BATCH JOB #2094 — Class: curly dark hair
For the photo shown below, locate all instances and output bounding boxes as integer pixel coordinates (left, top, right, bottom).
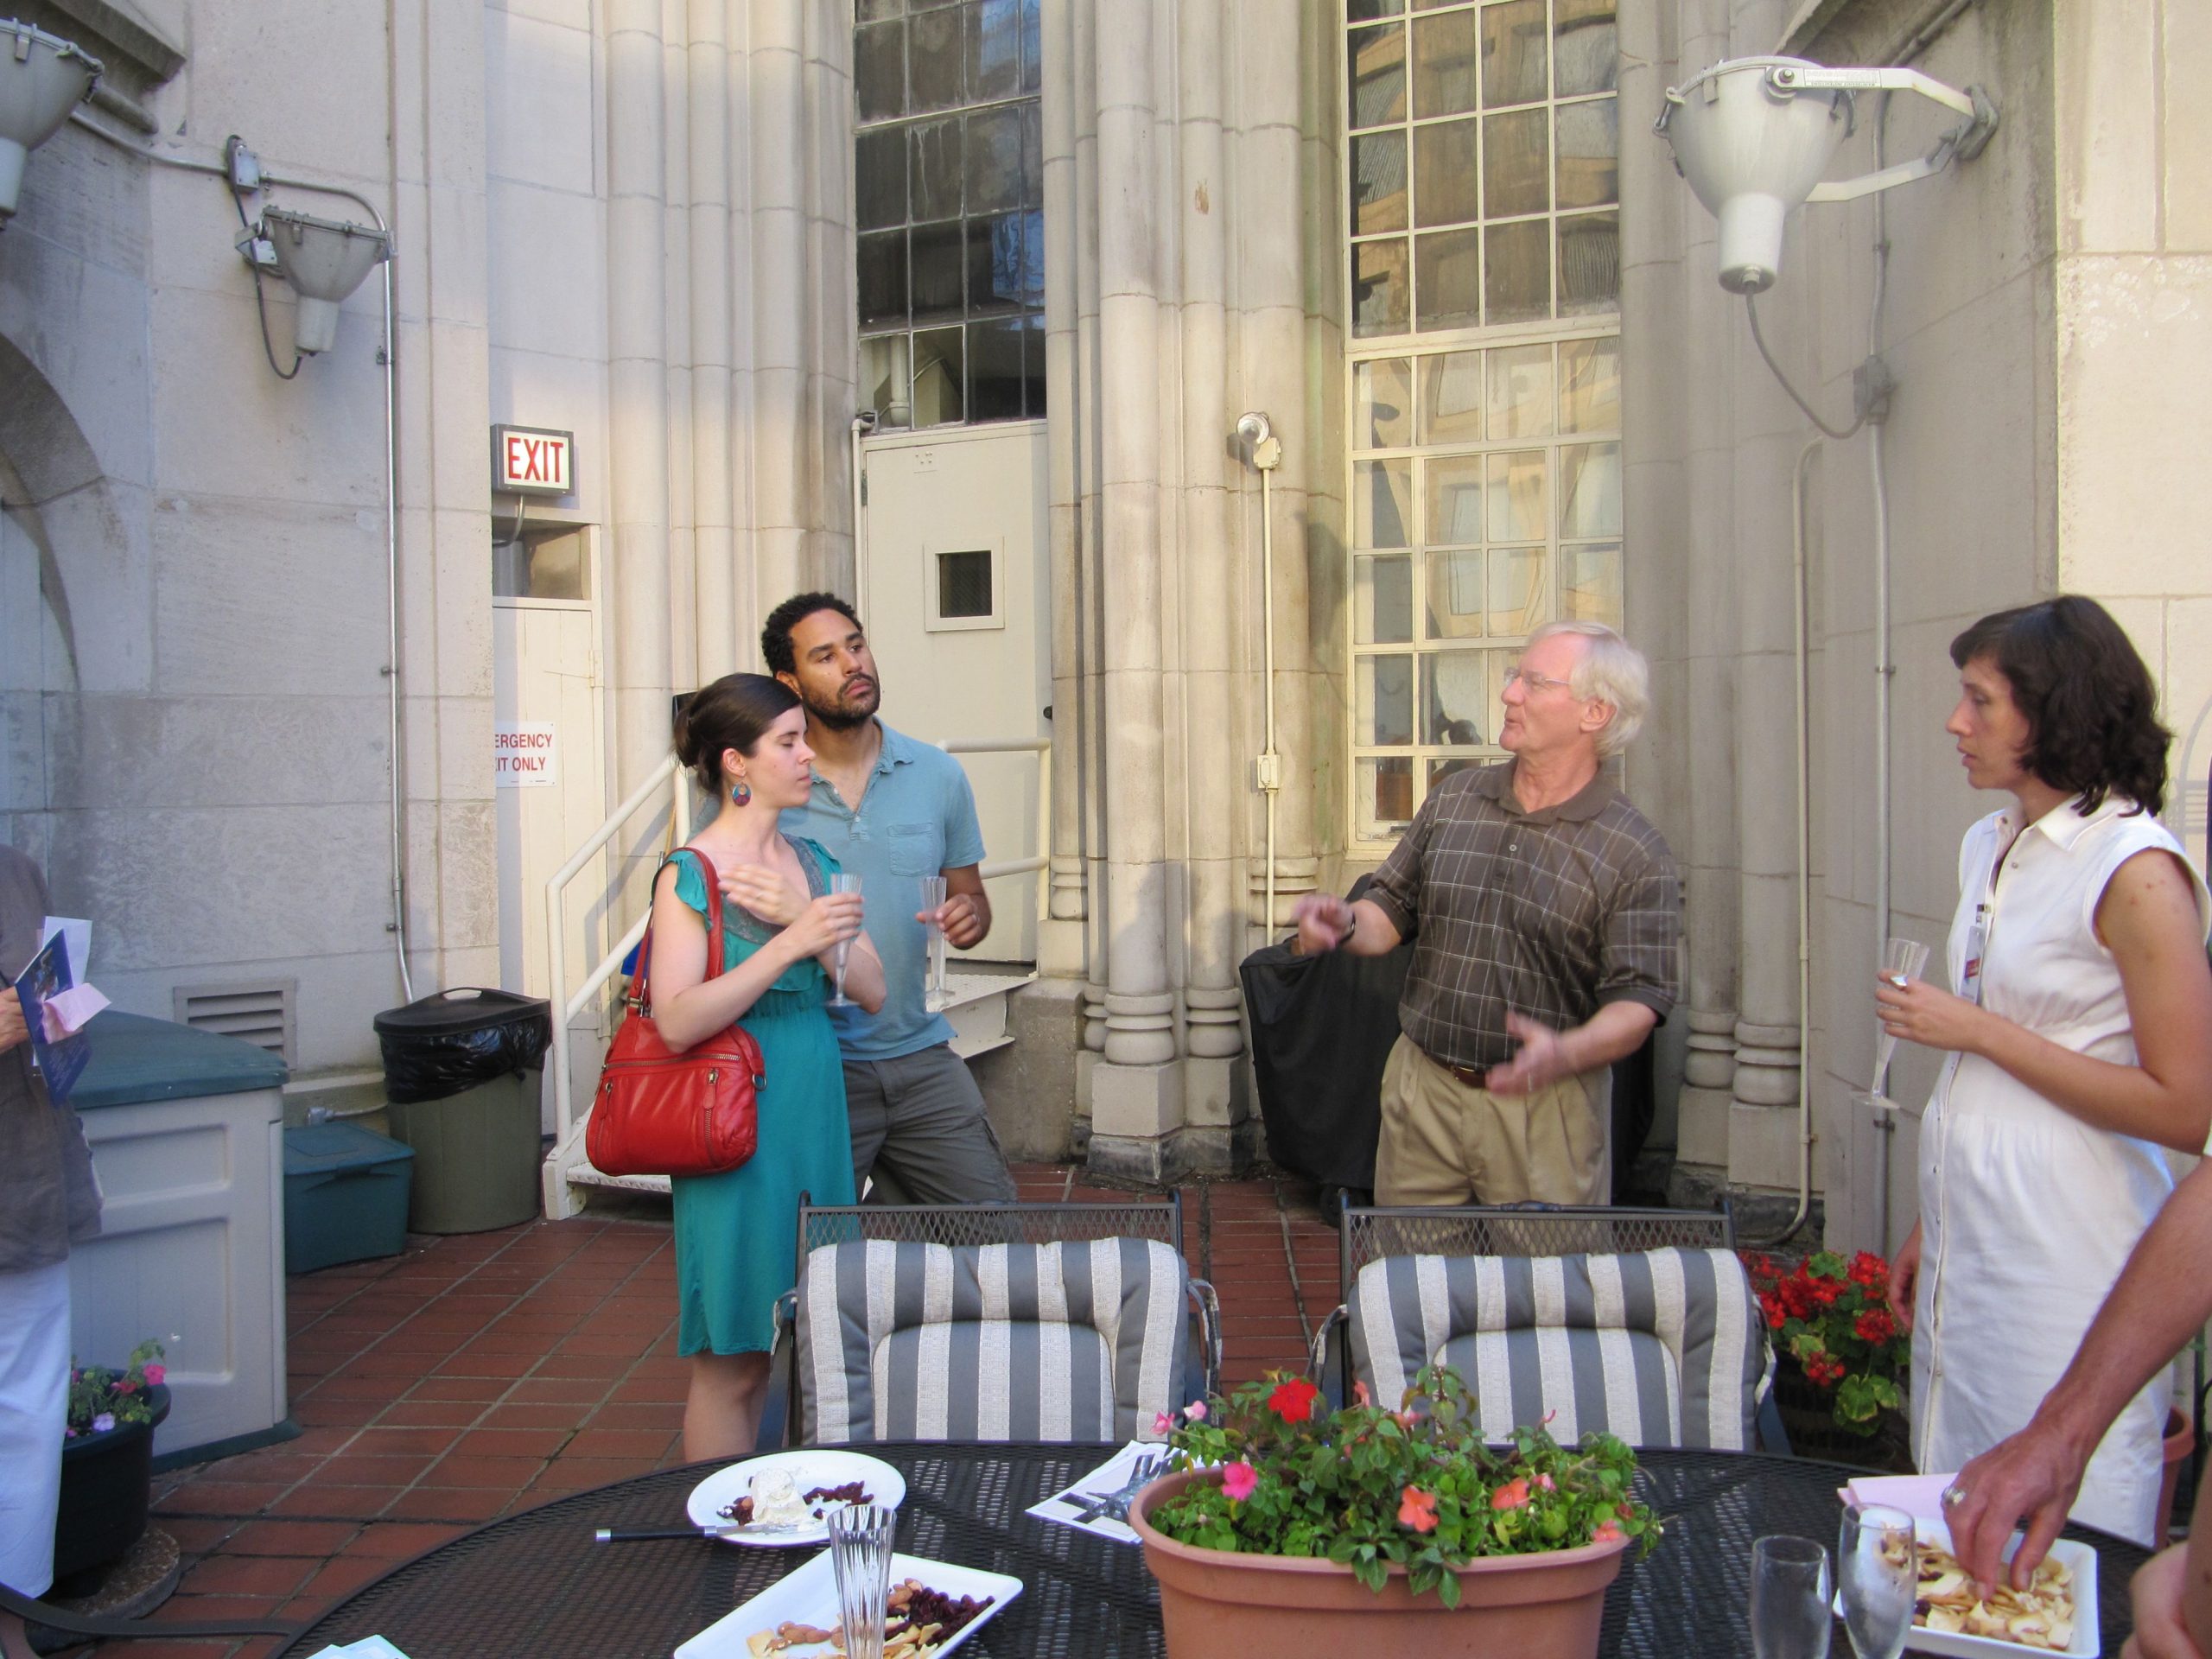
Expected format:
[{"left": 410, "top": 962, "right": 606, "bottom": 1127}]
[
  {"left": 760, "top": 591, "right": 862, "bottom": 678},
  {"left": 1948, "top": 595, "right": 2169, "bottom": 816},
  {"left": 672, "top": 673, "right": 800, "bottom": 796}
]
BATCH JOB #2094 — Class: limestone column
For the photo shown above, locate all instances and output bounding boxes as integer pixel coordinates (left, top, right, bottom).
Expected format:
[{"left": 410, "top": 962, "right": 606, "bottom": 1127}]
[
  {"left": 663, "top": 6, "right": 698, "bottom": 695},
  {"left": 607, "top": 0, "right": 675, "bottom": 842},
  {"left": 1071, "top": 0, "right": 1112, "bottom": 1072},
  {"left": 689, "top": 0, "right": 740, "bottom": 679},
  {"left": 1176, "top": 0, "right": 1250, "bottom": 1159},
  {"left": 1081, "top": 0, "right": 1184, "bottom": 1180}
]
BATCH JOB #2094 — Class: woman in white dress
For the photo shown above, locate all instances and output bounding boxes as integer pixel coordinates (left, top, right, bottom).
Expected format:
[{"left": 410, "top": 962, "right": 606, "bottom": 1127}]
[{"left": 1881, "top": 596, "right": 2212, "bottom": 1547}]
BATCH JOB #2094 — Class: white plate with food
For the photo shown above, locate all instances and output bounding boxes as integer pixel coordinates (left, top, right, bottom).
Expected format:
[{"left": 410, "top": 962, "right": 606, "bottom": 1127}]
[
  {"left": 685, "top": 1451, "right": 906, "bottom": 1548},
  {"left": 674, "top": 1551, "right": 1020, "bottom": 1659},
  {"left": 1839, "top": 1518, "right": 2098, "bottom": 1657}
]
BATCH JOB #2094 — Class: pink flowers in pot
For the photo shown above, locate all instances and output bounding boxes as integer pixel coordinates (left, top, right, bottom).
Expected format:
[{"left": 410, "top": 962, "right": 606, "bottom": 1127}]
[{"left": 65, "top": 1338, "right": 168, "bottom": 1442}]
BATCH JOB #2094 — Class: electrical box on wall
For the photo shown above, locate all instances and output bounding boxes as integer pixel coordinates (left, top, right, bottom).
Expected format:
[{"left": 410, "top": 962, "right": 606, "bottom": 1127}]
[{"left": 492, "top": 425, "right": 575, "bottom": 496}]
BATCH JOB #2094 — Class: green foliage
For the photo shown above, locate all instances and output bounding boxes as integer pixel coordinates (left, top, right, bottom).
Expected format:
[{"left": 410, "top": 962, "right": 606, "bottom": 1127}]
[
  {"left": 1744, "top": 1249, "right": 1909, "bottom": 1438},
  {"left": 1146, "top": 1367, "right": 1658, "bottom": 1607}
]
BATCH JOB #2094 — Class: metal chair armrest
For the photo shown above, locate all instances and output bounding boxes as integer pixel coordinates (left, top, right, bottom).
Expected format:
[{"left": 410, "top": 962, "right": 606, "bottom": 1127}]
[
  {"left": 769, "top": 1287, "right": 800, "bottom": 1448},
  {"left": 1187, "top": 1276, "right": 1223, "bottom": 1402}
]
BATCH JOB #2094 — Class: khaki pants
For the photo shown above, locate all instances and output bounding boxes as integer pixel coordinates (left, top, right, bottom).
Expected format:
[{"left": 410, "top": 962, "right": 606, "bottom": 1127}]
[{"left": 1375, "top": 1034, "right": 1611, "bottom": 1206}]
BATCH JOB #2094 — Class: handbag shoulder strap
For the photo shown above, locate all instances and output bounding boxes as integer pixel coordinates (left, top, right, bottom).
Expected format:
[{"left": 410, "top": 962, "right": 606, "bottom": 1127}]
[{"left": 629, "top": 846, "right": 728, "bottom": 1014}]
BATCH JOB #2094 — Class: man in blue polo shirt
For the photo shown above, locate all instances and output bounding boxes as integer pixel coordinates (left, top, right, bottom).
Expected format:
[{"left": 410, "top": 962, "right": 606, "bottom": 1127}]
[{"left": 766, "top": 591, "right": 1018, "bottom": 1204}]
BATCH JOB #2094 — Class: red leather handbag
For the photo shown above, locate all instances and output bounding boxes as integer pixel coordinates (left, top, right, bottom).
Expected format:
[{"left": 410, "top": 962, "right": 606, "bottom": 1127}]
[{"left": 585, "top": 848, "right": 765, "bottom": 1179}]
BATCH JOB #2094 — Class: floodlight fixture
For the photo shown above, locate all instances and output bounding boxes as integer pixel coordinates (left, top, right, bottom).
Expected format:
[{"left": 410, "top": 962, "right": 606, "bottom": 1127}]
[
  {"left": 1655, "top": 56, "right": 1998, "bottom": 294},
  {"left": 0, "top": 17, "right": 101, "bottom": 225},
  {"left": 260, "top": 203, "right": 391, "bottom": 353}
]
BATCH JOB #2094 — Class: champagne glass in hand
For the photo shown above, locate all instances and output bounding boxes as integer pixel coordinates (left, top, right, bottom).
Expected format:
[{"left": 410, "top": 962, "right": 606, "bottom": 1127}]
[
  {"left": 1838, "top": 1506, "right": 1916, "bottom": 1659},
  {"left": 1750, "top": 1535, "right": 1834, "bottom": 1659},
  {"left": 825, "top": 873, "right": 863, "bottom": 1009},
  {"left": 1871, "top": 936, "right": 1931, "bottom": 1097},
  {"left": 918, "top": 876, "right": 950, "bottom": 1014}
]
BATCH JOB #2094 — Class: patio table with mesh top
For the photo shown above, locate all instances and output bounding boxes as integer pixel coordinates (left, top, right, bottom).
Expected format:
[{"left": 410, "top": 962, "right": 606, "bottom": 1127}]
[{"left": 270, "top": 1443, "right": 2154, "bottom": 1657}]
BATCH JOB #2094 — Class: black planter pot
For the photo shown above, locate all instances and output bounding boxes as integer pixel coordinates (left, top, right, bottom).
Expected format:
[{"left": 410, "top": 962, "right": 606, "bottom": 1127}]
[
  {"left": 53, "top": 1382, "right": 171, "bottom": 1586},
  {"left": 1773, "top": 1364, "right": 1911, "bottom": 1471}
]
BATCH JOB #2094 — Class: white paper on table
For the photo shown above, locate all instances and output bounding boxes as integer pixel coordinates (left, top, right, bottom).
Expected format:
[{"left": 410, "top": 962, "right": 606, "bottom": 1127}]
[
  {"left": 1024, "top": 1439, "right": 1165, "bottom": 1545},
  {"left": 41, "top": 918, "right": 89, "bottom": 979},
  {"left": 304, "top": 1640, "right": 414, "bottom": 1659},
  {"left": 1836, "top": 1471, "right": 1956, "bottom": 1528}
]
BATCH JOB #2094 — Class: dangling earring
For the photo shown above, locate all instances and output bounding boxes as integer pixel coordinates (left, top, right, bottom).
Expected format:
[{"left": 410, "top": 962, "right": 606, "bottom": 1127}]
[{"left": 731, "top": 777, "right": 752, "bottom": 806}]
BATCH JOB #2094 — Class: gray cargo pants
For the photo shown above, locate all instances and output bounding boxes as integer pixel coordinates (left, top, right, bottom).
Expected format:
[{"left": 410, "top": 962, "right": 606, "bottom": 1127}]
[{"left": 842, "top": 1044, "right": 1017, "bottom": 1205}]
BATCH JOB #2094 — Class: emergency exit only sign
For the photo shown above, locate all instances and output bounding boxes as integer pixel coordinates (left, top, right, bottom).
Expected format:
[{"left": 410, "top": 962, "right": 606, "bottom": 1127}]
[
  {"left": 492, "top": 425, "right": 574, "bottom": 496},
  {"left": 495, "top": 724, "right": 557, "bottom": 788}
]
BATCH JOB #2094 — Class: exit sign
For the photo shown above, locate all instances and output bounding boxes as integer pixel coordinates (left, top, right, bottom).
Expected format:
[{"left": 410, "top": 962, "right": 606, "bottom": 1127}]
[{"left": 492, "top": 425, "right": 575, "bottom": 496}]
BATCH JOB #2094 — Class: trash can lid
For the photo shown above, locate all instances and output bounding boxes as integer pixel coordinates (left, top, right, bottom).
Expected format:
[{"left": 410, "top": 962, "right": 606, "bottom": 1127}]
[
  {"left": 372, "top": 986, "right": 551, "bottom": 1037},
  {"left": 284, "top": 1121, "right": 415, "bottom": 1173}
]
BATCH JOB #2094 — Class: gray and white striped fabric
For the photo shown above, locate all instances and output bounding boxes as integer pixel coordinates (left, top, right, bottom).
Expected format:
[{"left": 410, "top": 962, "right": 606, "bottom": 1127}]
[
  {"left": 795, "top": 1236, "right": 1192, "bottom": 1444},
  {"left": 1345, "top": 1247, "right": 1766, "bottom": 1450}
]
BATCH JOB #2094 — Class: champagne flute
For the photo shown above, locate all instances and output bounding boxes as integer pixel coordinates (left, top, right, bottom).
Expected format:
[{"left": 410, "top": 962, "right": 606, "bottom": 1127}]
[
  {"left": 1838, "top": 1506, "right": 1916, "bottom": 1659},
  {"left": 918, "top": 875, "right": 950, "bottom": 1014},
  {"left": 825, "top": 873, "right": 863, "bottom": 1008},
  {"left": 1871, "top": 936, "right": 1931, "bottom": 1097},
  {"left": 1751, "top": 1535, "right": 1834, "bottom": 1659}
]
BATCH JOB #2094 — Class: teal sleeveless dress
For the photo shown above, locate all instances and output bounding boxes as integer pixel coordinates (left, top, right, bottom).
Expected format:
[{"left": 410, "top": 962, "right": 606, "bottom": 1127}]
[{"left": 667, "top": 841, "right": 856, "bottom": 1356}]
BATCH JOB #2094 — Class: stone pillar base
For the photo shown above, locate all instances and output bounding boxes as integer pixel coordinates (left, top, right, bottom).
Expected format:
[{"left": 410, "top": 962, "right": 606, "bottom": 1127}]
[
  {"left": 1087, "top": 1128, "right": 1186, "bottom": 1186},
  {"left": 1182, "top": 1054, "right": 1249, "bottom": 1132},
  {"left": 1675, "top": 1084, "right": 1733, "bottom": 1168},
  {"left": 1728, "top": 1099, "right": 1802, "bottom": 1192},
  {"left": 1090, "top": 1058, "right": 1184, "bottom": 1141}
]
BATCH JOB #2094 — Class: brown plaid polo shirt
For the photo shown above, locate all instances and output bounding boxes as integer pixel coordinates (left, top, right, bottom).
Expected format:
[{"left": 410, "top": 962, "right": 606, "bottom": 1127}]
[{"left": 1363, "top": 761, "right": 1681, "bottom": 1075}]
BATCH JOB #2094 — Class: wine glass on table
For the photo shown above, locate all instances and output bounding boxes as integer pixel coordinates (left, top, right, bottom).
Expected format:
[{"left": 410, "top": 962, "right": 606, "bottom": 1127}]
[
  {"left": 1751, "top": 1535, "right": 1834, "bottom": 1659},
  {"left": 825, "top": 873, "right": 864, "bottom": 1008},
  {"left": 1838, "top": 1505, "right": 1916, "bottom": 1659}
]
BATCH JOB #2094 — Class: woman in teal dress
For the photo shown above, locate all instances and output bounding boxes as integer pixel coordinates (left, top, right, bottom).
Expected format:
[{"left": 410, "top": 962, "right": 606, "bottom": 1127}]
[{"left": 645, "top": 673, "right": 884, "bottom": 1458}]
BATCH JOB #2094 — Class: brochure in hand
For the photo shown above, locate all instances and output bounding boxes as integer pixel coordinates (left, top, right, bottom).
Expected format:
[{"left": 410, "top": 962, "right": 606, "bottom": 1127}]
[{"left": 14, "top": 928, "right": 90, "bottom": 1105}]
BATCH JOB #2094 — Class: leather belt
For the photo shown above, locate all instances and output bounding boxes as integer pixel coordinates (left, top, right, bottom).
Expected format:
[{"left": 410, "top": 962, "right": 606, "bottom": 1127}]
[{"left": 1418, "top": 1042, "right": 1489, "bottom": 1090}]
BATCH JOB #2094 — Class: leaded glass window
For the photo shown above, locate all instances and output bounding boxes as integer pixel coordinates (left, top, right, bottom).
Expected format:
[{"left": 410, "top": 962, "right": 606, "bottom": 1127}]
[{"left": 855, "top": 0, "right": 1046, "bottom": 426}]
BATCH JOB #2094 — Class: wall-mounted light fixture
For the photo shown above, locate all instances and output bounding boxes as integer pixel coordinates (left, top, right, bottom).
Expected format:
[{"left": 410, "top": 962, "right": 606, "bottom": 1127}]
[
  {"left": 1655, "top": 56, "right": 1997, "bottom": 294},
  {"left": 259, "top": 204, "right": 391, "bottom": 354},
  {"left": 0, "top": 17, "right": 102, "bottom": 225}
]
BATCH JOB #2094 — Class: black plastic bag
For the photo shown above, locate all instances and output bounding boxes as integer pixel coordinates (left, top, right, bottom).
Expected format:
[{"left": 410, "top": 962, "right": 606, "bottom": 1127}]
[
  {"left": 373, "top": 988, "right": 553, "bottom": 1105},
  {"left": 1238, "top": 896, "right": 1411, "bottom": 1192}
]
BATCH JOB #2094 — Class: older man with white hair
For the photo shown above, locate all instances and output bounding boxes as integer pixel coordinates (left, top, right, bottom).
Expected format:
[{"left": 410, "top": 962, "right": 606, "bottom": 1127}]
[{"left": 1294, "top": 620, "right": 1680, "bottom": 1206}]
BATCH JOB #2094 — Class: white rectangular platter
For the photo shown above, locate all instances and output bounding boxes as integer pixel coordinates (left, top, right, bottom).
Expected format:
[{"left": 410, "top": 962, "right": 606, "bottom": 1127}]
[{"left": 676, "top": 1551, "right": 1022, "bottom": 1659}]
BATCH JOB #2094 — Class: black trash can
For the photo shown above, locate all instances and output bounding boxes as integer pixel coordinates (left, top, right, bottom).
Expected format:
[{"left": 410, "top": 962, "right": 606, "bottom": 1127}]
[{"left": 372, "top": 988, "right": 552, "bottom": 1233}]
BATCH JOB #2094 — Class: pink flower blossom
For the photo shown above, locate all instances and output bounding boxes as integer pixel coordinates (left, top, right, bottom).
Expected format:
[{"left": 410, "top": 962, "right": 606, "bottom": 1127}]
[
  {"left": 1184, "top": 1401, "right": 1206, "bottom": 1422},
  {"left": 1221, "top": 1460, "right": 1259, "bottom": 1502},
  {"left": 1592, "top": 1521, "right": 1625, "bottom": 1544},
  {"left": 1491, "top": 1477, "right": 1531, "bottom": 1511},
  {"left": 1153, "top": 1411, "right": 1175, "bottom": 1437},
  {"left": 1397, "top": 1486, "right": 1439, "bottom": 1534},
  {"left": 1535, "top": 1472, "right": 1555, "bottom": 1491},
  {"left": 143, "top": 1363, "right": 166, "bottom": 1387}
]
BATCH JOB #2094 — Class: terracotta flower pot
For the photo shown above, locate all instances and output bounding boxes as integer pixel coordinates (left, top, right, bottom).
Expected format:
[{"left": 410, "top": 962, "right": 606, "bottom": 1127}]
[{"left": 1128, "top": 1467, "right": 1633, "bottom": 1659}]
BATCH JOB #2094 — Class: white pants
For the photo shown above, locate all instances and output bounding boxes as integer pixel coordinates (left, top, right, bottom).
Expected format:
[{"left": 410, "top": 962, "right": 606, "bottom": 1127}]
[{"left": 0, "top": 1261, "right": 70, "bottom": 1598}]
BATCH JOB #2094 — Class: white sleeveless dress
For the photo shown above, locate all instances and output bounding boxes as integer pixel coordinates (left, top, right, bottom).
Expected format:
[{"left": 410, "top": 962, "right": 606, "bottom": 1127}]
[{"left": 1911, "top": 794, "right": 2209, "bottom": 1546}]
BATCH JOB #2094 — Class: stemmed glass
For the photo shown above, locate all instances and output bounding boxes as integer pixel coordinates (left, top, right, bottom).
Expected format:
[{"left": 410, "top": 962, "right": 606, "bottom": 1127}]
[
  {"left": 825, "top": 873, "right": 863, "bottom": 1009},
  {"left": 919, "top": 875, "right": 951, "bottom": 1014},
  {"left": 1870, "top": 937, "right": 1931, "bottom": 1099},
  {"left": 1838, "top": 1505, "right": 1917, "bottom": 1659},
  {"left": 1750, "top": 1534, "right": 1834, "bottom": 1659}
]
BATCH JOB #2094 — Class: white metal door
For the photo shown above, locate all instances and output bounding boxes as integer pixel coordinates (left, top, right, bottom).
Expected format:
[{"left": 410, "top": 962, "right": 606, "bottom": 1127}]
[
  {"left": 493, "top": 546, "right": 607, "bottom": 1127},
  {"left": 860, "top": 423, "right": 1050, "bottom": 963}
]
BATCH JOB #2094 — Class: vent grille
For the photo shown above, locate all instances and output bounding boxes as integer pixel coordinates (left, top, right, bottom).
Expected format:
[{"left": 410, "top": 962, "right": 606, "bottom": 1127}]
[{"left": 174, "top": 979, "right": 297, "bottom": 1064}]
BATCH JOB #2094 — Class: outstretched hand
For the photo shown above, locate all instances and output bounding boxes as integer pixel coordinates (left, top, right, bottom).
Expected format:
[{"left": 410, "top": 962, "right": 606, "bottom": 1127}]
[{"left": 1945, "top": 1425, "right": 2087, "bottom": 1596}]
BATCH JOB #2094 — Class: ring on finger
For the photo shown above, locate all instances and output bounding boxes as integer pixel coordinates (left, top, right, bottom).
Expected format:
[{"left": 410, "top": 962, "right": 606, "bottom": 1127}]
[{"left": 1941, "top": 1484, "right": 1968, "bottom": 1508}]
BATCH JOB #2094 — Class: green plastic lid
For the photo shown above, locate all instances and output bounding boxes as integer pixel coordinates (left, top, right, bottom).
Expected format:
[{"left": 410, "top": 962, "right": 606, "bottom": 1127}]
[
  {"left": 284, "top": 1121, "right": 414, "bottom": 1174},
  {"left": 73, "top": 1010, "right": 290, "bottom": 1110}
]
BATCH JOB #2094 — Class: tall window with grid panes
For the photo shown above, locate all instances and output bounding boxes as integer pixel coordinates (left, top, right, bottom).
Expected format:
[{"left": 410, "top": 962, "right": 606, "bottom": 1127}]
[
  {"left": 1344, "top": 0, "right": 1621, "bottom": 845},
  {"left": 855, "top": 0, "right": 1046, "bottom": 426}
]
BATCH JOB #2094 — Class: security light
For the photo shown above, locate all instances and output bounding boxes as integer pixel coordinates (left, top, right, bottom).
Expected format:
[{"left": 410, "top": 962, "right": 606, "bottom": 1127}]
[
  {"left": 260, "top": 204, "right": 391, "bottom": 353},
  {"left": 1656, "top": 56, "right": 1997, "bottom": 294},
  {"left": 0, "top": 17, "right": 101, "bottom": 225}
]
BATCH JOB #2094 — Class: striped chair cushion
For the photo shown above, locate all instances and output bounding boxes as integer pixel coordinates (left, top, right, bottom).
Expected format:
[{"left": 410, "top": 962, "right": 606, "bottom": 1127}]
[
  {"left": 796, "top": 1237, "right": 1191, "bottom": 1444},
  {"left": 1346, "top": 1247, "right": 1766, "bottom": 1450}
]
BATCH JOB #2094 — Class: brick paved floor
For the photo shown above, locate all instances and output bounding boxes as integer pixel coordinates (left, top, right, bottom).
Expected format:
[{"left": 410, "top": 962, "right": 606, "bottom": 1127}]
[{"left": 67, "top": 1163, "right": 1339, "bottom": 1658}]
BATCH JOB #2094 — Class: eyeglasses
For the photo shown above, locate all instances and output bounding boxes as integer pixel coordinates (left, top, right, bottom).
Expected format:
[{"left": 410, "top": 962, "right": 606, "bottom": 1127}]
[{"left": 1503, "top": 666, "right": 1578, "bottom": 696}]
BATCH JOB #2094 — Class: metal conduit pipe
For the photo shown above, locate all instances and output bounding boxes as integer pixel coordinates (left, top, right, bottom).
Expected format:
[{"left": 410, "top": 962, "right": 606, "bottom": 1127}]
[
  {"left": 66, "top": 113, "right": 413, "bottom": 1002},
  {"left": 1237, "top": 415, "right": 1284, "bottom": 931}
]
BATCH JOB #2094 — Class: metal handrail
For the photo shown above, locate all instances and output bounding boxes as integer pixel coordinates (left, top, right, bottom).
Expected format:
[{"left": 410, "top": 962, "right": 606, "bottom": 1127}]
[{"left": 542, "top": 734, "right": 1052, "bottom": 1211}]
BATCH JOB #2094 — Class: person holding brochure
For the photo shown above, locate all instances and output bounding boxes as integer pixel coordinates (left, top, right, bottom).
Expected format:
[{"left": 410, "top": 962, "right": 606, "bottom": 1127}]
[{"left": 0, "top": 848, "right": 103, "bottom": 1659}]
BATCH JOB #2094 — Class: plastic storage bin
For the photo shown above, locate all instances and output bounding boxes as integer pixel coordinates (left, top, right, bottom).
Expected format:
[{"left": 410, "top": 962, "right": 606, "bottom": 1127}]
[
  {"left": 372, "top": 988, "right": 552, "bottom": 1234},
  {"left": 283, "top": 1122, "right": 414, "bottom": 1273}
]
